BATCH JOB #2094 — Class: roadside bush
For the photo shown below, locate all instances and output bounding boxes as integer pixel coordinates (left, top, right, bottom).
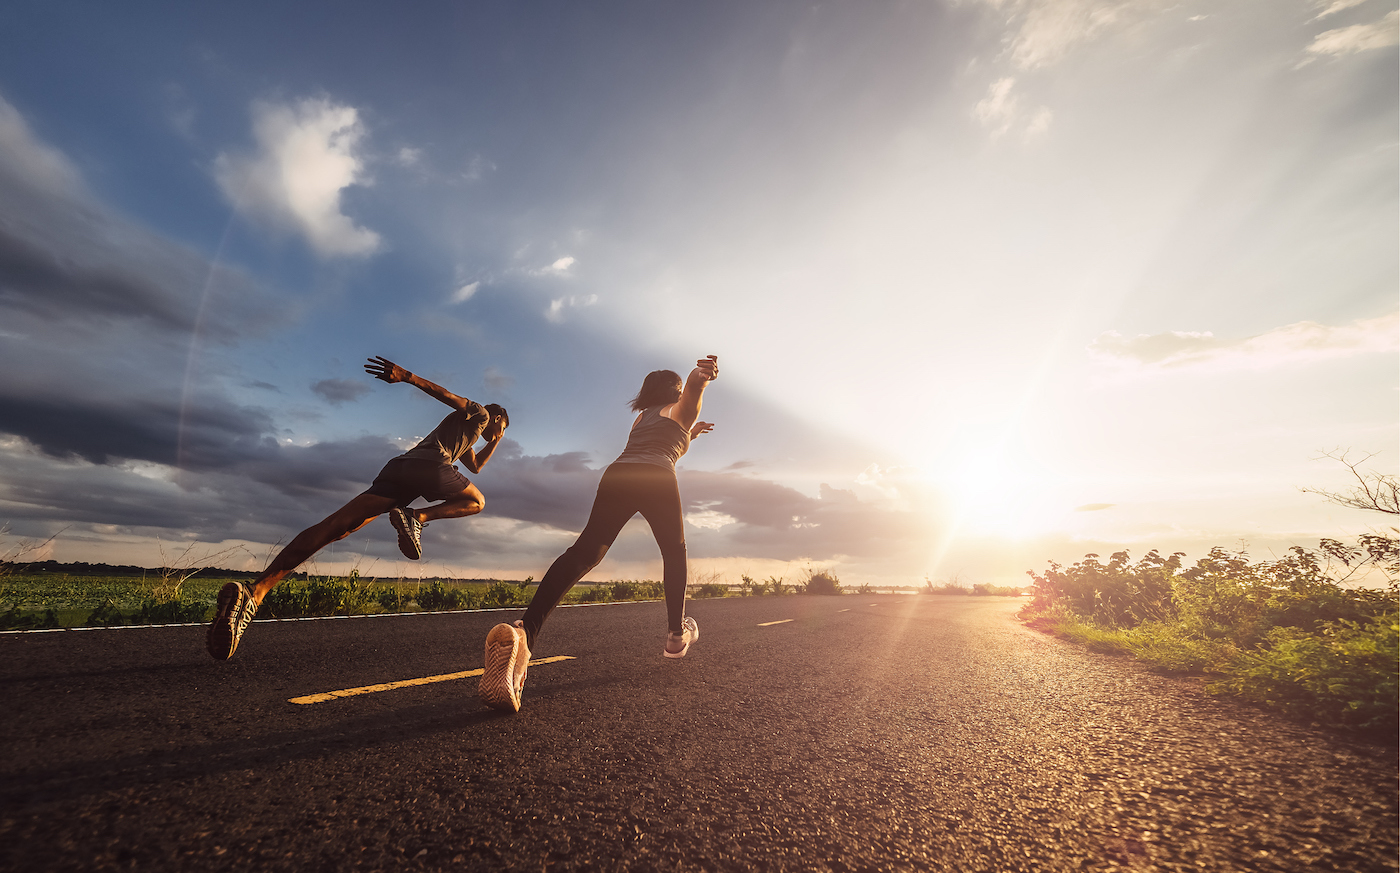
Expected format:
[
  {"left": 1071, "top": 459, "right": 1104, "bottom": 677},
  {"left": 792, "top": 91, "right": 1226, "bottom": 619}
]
[
  {"left": 1211, "top": 611, "right": 1398, "bottom": 732},
  {"left": 804, "top": 571, "right": 842, "bottom": 596},
  {"left": 85, "top": 599, "right": 127, "bottom": 627},
  {"left": 695, "top": 582, "right": 727, "bottom": 598},
  {"left": 1023, "top": 536, "right": 1398, "bottom": 733},
  {"left": 0, "top": 606, "right": 59, "bottom": 630},
  {"left": 377, "top": 584, "right": 410, "bottom": 613},
  {"left": 1028, "top": 549, "right": 1180, "bottom": 627},
  {"left": 261, "top": 572, "right": 375, "bottom": 618},
  {"left": 136, "top": 596, "right": 208, "bottom": 625}
]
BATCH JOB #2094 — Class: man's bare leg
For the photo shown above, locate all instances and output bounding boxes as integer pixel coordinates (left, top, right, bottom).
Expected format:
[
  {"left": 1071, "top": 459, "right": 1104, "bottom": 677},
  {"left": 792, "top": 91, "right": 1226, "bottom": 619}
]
[{"left": 249, "top": 492, "right": 401, "bottom": 602}]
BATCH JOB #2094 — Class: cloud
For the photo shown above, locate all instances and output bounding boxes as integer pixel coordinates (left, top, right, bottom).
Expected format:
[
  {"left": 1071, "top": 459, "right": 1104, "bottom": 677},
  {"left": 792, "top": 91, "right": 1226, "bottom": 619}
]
[
  {"left": 483, "top": 366, "right": 514, "bottom": 392},
  {"left": 450, "top": 281, "right": 480, "bottom": 304},
  {"left": 214, "top": 97, "right": 381, "bottom": 257},
  {"left": 529, "top": 256, "right": 577, "bottom": 277},
  {"left": 1089, "top": 313, "right": 1399, "bottom": 371},
  {"left": 1075, "top": 503, "right": 1115, "bottom": 512},
  {"left": 1312, "top": 0, "right": 1372, "bottom": 20},
  {"left": 545, "top": 293, "right": 598, "bottom": 323},
  {"left": 972, "top": 0, "right": 1173, "bottom": 71},
  {"left": 311, "top": 378, "right": 371, "bottom": 405},
  {"left": 0, "top": 94, "right": 273, "bottom": 340},
  {"left": 1303, "top": 9, "right": 1399, "bottom": 59},
  {"left": 973, "top": 77, "right": 1052, "bottom": 140}
]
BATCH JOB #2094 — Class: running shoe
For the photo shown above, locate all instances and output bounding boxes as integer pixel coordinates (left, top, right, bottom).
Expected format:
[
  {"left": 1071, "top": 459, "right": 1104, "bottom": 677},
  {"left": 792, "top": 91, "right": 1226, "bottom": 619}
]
[
  {"left": 390, "top": 506, "right": 423, "bottom": 560},
  {"left": 663, "top": 615, "right": 700, "bottom": 659},
  {"left": 206, "top": 581, "right": 258, "bottom": 660},
  {"left": 479, "top": 621, "right": 530, "bottom": 712}
]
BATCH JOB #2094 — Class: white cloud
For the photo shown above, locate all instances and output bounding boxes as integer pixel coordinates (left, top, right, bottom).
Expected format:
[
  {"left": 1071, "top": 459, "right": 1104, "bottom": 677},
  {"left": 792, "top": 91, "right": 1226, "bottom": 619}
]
[
  {"left": 686, "top": 502, "right": 738, "bottom": 530},
  {"left": 1089, "top": 313, "right": 1400, "bottom": 371},
  {"left": 1312, "top": 0, "right": 1370, "bottom": 21},
  {"left": 528, "top": 255, "right": 578, "bottom": 277},
  {"left": 1303, "top": 9, "right": 1399, "bottom": 58},
  {"left": 974, "top": 77, "right": 1052, "bottom": 140},
  {"left": 450, "top": 281, "right": 480, "bottom": 304},
  {"left": 970, "top": 0, "right": 1173, "bottom": 71},
  {"left": 545, "top": 294, "right": 598, "bottom": 323},
  {"left": 394, "top": 146, "right": 422, "bottom": 167},
  {"left": 215, "top": 97, "right": 381, "bottom": 257},
  {"left": 974, "top": 77, "right": 1019, "bottom": 137}
]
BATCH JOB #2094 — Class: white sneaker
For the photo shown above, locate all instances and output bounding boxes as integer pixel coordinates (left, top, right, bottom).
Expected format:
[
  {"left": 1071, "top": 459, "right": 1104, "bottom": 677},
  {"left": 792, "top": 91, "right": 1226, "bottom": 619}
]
[
  {"left": 479, "top": 621, "right": 530, "bottom": 711},
  {"left": 663, "top": 616, "right": 699, "bottom": 659}
]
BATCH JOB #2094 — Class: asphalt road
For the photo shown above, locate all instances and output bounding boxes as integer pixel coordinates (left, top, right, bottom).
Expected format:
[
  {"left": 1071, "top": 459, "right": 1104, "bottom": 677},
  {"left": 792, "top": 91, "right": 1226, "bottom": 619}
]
[{"left": 1, "top": 595, "right": 1395, "bottom": 872}]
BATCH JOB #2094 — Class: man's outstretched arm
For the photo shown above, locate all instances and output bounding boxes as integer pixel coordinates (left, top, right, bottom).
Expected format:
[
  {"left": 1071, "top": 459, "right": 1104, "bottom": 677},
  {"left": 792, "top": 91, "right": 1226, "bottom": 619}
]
[{"left": 364, "top": 356, "right": 474, "bottom": 411}]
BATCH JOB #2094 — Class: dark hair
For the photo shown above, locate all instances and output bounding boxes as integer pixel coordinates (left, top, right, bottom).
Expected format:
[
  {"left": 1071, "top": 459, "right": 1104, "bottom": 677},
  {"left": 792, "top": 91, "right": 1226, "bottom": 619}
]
[
  {"left": 484, "top": 403, "right": 509, "bottom": 428},
  {"left": 629, "top": 370, "right": 682, "bottom": 412}
]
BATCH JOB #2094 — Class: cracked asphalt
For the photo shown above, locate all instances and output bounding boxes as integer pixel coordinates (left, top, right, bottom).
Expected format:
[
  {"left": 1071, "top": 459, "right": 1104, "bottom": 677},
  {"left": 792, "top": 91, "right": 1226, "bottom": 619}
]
[{"left": 1, "top": 595, "right": 1395, "bottom": 871}]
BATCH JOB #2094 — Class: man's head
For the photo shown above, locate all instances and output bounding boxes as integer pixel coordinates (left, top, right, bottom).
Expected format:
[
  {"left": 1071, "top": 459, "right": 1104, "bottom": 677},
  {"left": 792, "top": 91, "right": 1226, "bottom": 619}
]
[{"left": 484, "top": 403, "right": 509, "bottom": 438}]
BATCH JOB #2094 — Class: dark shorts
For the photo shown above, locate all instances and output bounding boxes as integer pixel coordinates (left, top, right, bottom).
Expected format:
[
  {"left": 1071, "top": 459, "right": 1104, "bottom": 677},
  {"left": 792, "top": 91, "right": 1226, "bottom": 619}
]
[{"left": 365, "top": 458, "right": 471, "bottom": 504}]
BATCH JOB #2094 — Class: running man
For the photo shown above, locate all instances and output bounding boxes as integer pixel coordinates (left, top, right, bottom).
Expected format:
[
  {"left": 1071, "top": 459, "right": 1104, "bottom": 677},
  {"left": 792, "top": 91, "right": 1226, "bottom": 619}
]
[
  {"left": 478, "top": 354, "right": 718, "bottom": 712},
  {"left": 206, "top": 356, "right": 509, "bottom": 660}
]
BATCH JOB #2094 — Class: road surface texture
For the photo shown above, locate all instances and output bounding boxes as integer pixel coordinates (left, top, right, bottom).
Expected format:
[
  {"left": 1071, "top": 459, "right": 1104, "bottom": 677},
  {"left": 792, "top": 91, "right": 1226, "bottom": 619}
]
[{"left": 1, "top": 595, "right": 1395, "bottom": 872}]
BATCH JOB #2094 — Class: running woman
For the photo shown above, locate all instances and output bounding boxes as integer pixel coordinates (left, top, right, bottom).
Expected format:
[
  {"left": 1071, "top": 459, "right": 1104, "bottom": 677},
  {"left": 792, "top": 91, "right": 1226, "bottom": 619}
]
[
  {"left": 478, "top": 354, "right": 718, "bottom": 711},
  {"left": 206, "top": 356, "right": 509, "bottom": 660}
]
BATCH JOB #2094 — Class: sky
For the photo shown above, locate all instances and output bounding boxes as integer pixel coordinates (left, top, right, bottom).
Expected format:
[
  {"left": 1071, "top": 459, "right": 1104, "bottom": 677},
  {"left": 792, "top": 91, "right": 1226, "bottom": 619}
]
[{"left": 0, "top": 0, "right": 1395, "bottom": 588}]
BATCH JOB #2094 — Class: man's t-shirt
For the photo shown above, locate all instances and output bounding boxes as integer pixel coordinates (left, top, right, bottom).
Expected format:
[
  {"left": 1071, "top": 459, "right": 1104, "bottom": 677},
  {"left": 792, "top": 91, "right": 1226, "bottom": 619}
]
[{"left": 397, "top": 402, "right": 490, "bottom": 466}]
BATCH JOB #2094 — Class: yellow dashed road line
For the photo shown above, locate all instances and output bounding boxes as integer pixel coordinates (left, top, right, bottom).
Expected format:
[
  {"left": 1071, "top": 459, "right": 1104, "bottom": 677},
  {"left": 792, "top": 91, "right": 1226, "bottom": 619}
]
[
  {"left": 757, "top": 619, "right": 794, "bottom": 627},
  {"left": 288, "top": 655, "right": 576, "bottom": 705}
]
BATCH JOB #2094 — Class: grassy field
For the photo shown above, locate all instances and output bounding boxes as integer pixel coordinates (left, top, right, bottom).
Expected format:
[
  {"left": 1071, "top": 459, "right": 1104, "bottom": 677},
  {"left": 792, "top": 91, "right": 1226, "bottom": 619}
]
[{"left": 0, "top": 566, "right": 1015, "bottom": 631}]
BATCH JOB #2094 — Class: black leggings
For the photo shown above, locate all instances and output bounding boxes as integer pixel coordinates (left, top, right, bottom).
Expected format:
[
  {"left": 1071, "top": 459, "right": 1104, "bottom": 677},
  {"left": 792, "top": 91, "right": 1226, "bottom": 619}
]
[{"left": 521, "top": 462, "right": 687, "bottom": 648}]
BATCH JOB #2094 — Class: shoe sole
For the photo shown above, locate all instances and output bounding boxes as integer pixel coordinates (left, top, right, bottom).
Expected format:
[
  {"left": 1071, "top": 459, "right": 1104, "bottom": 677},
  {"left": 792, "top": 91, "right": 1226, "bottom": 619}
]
[
  {"left": 390, "top": 508, "right": 422, "bottom": 560},
  {"left": 479, "top": 623, "right": 523, "bottom": 712},
  {"left": 206, "top": 582, "right": 250, "bottom": 660}
]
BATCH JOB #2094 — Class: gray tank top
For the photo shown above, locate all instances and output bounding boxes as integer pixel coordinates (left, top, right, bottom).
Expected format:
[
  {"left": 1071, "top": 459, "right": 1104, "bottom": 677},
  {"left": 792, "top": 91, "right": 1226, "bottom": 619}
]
[{"left": 612, "top": 405, "right": 690, "bottom": 470}]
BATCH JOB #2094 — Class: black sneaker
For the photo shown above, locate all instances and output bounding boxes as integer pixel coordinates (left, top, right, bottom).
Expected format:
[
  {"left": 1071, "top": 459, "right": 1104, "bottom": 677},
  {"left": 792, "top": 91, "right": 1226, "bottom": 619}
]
[
  {"left": 206, "top": 582, "right": 257, "bottom": 660},
  {"left": 390, "top": 506, "right": 423, "bottom": 560}
]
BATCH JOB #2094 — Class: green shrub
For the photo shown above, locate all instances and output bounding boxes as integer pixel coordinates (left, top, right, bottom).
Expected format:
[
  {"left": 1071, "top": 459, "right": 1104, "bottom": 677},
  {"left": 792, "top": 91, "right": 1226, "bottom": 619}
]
[
  {"left": 1023, "top": 536, "right": 1398, "bottom": 733},
  {"left": 695, "top": 582, "right": 727, "bottom": 598},
  {"left": 136, "top": 596, "right": 208, "bottom": 624},
  {"left": 804, "top": 571, "right": 842, "bottom": 596},
  {"left": 0, "top": 606, "right": 59, "bottom": 630},
  {"left": 1211, "top": 611, "right": 1398, "bottom": 733},
  {"left": 84, "top": 599, "right": 127, "bottom": 627},
  {"left": 261, "top": 571, "right": 374, "bottom": 618}
]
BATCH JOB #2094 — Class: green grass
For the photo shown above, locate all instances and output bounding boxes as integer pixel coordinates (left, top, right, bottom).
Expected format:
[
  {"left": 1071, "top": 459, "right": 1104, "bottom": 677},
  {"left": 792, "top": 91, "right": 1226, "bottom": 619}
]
[
  {"left": 0, "top": 572, "right": 736, "bottom": 628},
  {"left": 1021, "top": 537, "right": 1399, "bottom": 735}
]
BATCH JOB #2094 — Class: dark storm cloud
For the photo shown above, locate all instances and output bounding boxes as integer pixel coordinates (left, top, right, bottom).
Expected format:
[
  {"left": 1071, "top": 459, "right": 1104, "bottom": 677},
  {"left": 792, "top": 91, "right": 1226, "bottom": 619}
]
[
  {"left": 0, "top": 136, "right": 276, "bottom": 342},
  {"left": 0, "top": 393, "right": 275, "bottom": 468}
]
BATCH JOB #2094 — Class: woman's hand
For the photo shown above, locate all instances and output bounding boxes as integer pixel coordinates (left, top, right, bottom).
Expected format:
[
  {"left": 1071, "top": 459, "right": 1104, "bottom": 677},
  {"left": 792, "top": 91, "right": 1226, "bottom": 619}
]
[
  {"left": 695, "top": 355, "right": 718, "bottom": 381},
  {"left": 364, "top": 356, "right": 408, "bottom": 384},
  {"left": 690, "top": 421, "right": 714, "bottom": 439}
]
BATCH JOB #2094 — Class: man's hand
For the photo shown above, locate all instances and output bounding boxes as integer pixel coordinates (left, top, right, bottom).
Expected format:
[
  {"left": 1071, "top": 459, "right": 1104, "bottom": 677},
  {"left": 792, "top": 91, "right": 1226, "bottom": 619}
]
[
  {"left": 690, "top": 421, "right": 714, "bottom": 439},
  {"left": 365, "top": 356, "right": 407, "bottom": 384},
  {"left": 696, "top": 355, "right": 718, "bottom": 381}
]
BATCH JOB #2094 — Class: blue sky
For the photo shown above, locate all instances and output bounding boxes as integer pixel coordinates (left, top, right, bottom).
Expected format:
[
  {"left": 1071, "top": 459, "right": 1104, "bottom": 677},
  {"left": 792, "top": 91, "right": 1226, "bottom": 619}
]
[{"left": 0, "top": 0, "right": 1395, "bottom": 587}]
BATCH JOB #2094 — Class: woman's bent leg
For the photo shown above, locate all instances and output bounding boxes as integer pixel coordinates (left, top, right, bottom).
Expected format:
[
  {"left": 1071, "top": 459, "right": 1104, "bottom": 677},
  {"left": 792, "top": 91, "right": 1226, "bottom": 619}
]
[{"left": 521, "top": 466, "right": 638, "bottom": 648}]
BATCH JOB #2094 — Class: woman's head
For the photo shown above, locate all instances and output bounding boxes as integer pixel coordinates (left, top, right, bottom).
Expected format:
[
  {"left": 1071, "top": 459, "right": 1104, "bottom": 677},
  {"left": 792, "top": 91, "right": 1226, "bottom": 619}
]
[{"left": 629, "top": 370, "right": 682, "bottom": 412}]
